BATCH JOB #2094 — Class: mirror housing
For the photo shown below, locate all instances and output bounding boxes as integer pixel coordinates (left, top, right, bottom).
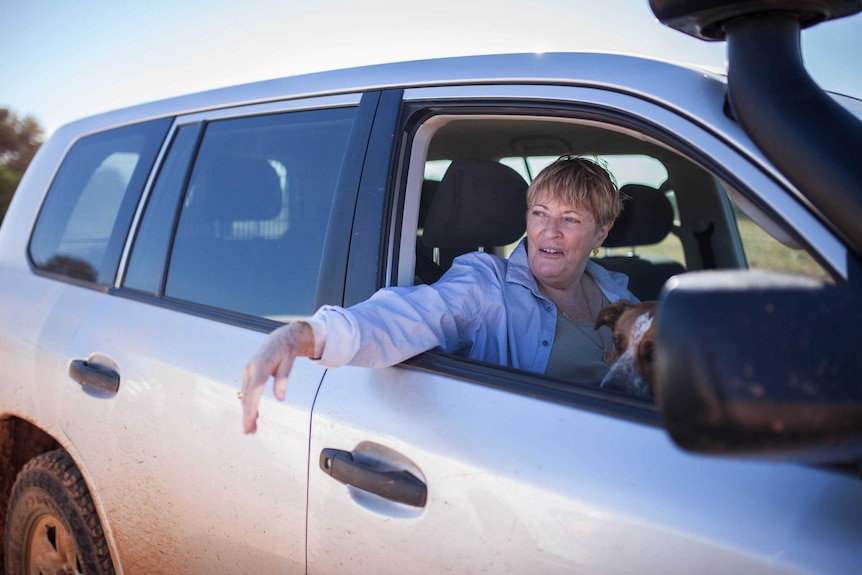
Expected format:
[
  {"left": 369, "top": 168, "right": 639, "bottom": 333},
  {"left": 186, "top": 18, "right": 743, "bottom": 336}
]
[{"left": 656, "top": 271, "right": 862, "bottom": 462}]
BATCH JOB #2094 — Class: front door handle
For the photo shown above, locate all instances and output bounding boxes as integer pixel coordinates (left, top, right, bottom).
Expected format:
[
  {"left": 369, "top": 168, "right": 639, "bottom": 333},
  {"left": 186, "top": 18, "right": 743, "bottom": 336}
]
[
  {"left": 320, "top": 448, "right": 427, "bottom": 508},
  {"left": 69, "top": 360, "right": 120, "bottom": 395}
]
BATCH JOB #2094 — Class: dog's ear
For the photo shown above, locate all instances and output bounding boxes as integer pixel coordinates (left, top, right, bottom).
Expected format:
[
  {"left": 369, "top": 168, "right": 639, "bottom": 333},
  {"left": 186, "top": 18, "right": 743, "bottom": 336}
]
[
  {"left": 641, "top": 300, "right": 658, "bottom": 318},
  {"left": 595, "top": 299, "right": 635, "bottom": 330}
]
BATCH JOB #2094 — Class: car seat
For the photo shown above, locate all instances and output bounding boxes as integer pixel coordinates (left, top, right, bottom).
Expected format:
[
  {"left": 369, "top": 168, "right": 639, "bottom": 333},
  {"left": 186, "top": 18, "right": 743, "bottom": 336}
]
[
  {"left": 596, "top": 183, "right": 685, "bottom": 301},
  {"left": 417, "top": 158, "right": 529, "bottom": 283}
]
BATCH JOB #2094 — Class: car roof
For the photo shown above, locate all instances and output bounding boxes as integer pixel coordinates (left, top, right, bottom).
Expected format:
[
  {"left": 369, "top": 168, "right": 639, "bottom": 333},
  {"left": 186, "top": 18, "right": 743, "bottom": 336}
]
[{"left": 54, "top": 52, "right": 732, "bottom": 137}]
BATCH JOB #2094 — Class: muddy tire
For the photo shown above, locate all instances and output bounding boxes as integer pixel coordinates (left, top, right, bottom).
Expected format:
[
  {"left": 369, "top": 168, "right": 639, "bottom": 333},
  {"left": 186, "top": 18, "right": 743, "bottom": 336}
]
[{"left": 5, "top": 449, "right": 115, "bottom": 575}]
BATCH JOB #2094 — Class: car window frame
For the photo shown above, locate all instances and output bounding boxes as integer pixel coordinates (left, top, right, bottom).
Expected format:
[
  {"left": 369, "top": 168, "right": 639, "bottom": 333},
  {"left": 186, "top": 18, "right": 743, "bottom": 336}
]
[
  {"left": 358, "top": 83, "right": 850, "bottom": 419},
  {"left": 397, "top": 84, "right": 848, "bottom": 277},
  {"left": 112, "top": 92, "right": 375, "bottom": 332},
  {"left": 26, "top": 117, "right": 173, "bottom": 289}
]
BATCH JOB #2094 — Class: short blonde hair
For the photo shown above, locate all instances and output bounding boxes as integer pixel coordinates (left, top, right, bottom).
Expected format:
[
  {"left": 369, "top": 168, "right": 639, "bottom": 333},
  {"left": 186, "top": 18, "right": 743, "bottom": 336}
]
[{"left": 526, "top": 155, "right": 622, "bottom": 227}]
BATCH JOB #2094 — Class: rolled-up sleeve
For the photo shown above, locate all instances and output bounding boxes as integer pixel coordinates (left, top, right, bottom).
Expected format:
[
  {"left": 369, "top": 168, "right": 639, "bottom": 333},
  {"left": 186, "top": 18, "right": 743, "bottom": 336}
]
[
  {"left": 304, "top": 307, "right": 361, "bottom": 367},
  {"left": 307, "top": 260, "right": 492, "bottom": 369}
]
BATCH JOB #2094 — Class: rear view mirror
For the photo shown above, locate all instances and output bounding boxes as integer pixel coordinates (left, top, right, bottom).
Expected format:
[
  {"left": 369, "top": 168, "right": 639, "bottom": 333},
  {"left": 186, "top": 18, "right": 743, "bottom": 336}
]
[{"left": 656, "top": 270, "right": 862, "bottom": 462}]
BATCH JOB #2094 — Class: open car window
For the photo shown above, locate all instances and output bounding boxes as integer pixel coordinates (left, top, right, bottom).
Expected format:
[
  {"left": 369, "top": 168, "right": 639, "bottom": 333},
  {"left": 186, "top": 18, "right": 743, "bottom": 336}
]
[
  {"left": 405, "top": 113, "right": 835, "bottom": 287},
  {"left": 396, "top": 109, "right": 838, "bottom": 401}
]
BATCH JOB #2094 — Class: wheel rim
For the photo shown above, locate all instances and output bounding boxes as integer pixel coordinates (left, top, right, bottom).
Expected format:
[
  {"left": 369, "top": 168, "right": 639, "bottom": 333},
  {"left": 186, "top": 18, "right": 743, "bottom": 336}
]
[{"left": 26, "top": 513, "right": 83, "bottom": 575}]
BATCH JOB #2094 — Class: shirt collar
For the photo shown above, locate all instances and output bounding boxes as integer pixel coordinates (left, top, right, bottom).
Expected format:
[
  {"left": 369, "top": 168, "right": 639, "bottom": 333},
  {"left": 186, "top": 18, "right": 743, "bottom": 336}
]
[
  {"left": 506, "top": 239, "right": 545, "bottom": 298},
  {"left": 506, "top": 238, "right": 635, "bottom": 303}
]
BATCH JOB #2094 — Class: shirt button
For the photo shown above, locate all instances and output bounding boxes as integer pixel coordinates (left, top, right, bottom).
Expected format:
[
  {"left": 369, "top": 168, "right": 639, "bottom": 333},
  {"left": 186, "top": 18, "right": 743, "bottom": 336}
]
[
  {"left": 542, "top": 340, "right": 549, "bottom": 346},
  {"left": 545, "top": 306, "right": 552, "bottom": 312}
]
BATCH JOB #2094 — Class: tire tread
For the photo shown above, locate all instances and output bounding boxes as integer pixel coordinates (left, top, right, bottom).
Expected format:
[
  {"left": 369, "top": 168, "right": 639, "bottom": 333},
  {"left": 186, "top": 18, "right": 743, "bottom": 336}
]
[{"left": 6, "top": 449, "right": 115, "bottom": 575}]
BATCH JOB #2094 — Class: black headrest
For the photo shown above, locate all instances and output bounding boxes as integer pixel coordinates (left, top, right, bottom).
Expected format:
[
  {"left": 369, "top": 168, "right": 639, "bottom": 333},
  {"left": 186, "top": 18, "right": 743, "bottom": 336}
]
[
  {"left": 603, "top": 183, "right": 674, "bottom": 247},
  {"left": 196, "top": 155, "right": 283, "bottom": 222},
  {"left": 422, "top": 159, "right": 528, "bottom": 248}
]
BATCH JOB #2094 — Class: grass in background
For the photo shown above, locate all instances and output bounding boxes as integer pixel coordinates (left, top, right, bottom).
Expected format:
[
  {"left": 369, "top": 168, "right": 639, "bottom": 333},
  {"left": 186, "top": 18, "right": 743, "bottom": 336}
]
[{"left": 601, "top": 215, "right": 831, "bottom": 283}]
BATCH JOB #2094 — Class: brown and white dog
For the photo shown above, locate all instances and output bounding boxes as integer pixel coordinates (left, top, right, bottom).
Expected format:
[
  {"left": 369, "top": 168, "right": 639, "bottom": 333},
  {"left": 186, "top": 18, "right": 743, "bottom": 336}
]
[{"left": 595, "top": 300, "right": 658, "bottom": 398}]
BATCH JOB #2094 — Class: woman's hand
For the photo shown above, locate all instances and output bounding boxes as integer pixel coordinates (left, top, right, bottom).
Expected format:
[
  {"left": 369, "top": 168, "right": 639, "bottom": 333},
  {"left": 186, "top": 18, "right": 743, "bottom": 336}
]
[{"left": 241, "top": 321, "right": 315, "bottom": 434}]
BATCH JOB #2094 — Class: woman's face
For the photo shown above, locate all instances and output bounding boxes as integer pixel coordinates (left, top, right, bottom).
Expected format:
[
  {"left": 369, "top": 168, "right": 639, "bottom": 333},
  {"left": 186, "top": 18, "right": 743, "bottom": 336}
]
[{"left": 526, "top": 194, "right": 613, "bottom": 292}]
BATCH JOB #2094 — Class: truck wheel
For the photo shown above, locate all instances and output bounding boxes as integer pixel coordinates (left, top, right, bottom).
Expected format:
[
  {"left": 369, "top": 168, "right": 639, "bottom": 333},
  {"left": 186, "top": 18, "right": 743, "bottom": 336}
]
[{"left": 5, "top": 449, "right": 114, "bottom": 575}]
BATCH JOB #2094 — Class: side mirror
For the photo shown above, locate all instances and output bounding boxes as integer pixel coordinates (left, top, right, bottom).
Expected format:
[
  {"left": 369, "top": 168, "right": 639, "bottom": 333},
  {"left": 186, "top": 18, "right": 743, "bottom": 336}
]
[{"left": 656, "top": 271, "right": 862, "bottom": 462}]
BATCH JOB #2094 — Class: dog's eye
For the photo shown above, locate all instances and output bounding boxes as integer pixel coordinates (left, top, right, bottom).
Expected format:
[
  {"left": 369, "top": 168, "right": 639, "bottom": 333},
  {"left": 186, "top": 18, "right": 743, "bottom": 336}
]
[
  {"left": 642, "top": 341, "right": 655, "bottom": 363},
  {"left": 613, "top": 335, "right": 624, "bottom": 353}
]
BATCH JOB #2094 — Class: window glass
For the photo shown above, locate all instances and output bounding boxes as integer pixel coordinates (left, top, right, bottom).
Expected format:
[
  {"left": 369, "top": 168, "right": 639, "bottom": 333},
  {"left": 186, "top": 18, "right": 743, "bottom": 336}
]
[
  {"left": 501, "top": 154, "right": 668, "bottom": 188},
  {"left": 29, "top": 119, "right": 171, "bottom": 284},
  {"left": 164, "top": 106, "right": 356, "bottom": 320},
  {"left": 424, "top": 160, "right": 451, "bottom": 181},
  {"left": 124, "top": 124, "right": 202, "bottom": 293}
]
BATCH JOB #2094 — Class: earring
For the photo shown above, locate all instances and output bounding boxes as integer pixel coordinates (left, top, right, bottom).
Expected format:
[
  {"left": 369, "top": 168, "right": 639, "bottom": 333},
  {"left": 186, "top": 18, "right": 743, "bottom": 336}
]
[{"left": 592, "top": 247, "right": 600, "bottom": 256}]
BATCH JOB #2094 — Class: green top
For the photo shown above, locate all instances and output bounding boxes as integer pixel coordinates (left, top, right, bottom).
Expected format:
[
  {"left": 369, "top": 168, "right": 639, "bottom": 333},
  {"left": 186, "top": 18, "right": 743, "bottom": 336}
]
[{"left": 545, "top": 294, "right": 612, "bottom": 388}]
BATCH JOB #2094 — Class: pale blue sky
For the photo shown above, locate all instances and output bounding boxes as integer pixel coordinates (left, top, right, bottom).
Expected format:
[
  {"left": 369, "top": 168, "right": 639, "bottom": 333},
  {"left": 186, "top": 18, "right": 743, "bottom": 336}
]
[{"left": 2, "top": 0, "right": 860, "bottom": 135}]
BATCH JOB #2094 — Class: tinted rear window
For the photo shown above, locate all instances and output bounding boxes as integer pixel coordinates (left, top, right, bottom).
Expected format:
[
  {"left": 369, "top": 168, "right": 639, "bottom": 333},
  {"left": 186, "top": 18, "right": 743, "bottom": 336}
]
[
  {"left": 29, "top": 119, "right": 171, "bottom": 284},
  {"left": 157, "top": 106, "right": 356, "bottom": 319}
]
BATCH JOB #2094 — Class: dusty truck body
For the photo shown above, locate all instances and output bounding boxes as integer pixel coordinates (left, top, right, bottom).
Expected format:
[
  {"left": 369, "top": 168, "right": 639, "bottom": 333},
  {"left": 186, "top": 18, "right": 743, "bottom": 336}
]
[{"left": 0, "top": 0, "right": 861, "bottom": 573}]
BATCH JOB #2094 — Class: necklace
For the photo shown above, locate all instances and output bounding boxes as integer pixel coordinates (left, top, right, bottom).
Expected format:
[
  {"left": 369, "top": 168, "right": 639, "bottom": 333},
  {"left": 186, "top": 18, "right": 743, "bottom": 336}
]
[{"left": 558, "top": 278, "right": 613, "bottom": 366}]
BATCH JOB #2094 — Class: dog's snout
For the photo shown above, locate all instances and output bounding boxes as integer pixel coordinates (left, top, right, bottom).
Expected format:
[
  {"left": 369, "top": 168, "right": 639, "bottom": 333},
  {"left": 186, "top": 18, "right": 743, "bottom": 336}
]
[
  {"left": 600, "top": 373, "right": 631, "bottom": 393},
  {"left": 600, "top": 361, "right": 652, "bottom": 398}
]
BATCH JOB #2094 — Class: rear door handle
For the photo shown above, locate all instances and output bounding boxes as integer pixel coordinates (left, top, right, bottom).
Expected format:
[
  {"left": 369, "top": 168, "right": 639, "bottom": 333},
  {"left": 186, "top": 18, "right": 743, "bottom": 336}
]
[
  {"left": 69, "top": 360, "right": 120, "bottom": 395},
  {"left": 320, "top": 448, "right": 427, "bottom": 508}
]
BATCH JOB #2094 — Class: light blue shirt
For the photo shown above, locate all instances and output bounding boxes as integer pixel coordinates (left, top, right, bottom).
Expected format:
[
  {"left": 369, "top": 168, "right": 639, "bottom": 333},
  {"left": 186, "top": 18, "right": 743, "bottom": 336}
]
[{"left": 310, "top": 239, "right": 636, "bottom": 373}]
